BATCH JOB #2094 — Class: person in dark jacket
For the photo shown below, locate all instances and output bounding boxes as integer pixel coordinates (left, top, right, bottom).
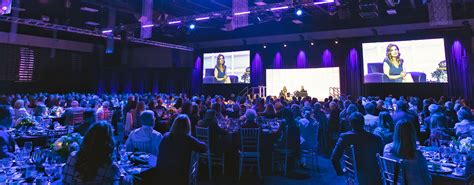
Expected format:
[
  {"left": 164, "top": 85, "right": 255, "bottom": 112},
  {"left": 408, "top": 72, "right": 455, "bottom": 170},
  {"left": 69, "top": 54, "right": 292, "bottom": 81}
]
[
  {"left": 155, "top": 114, "right": 207, "bottom": 185},
  {"left": 331, "top": 112, "right": 383, "bottom": 185}
]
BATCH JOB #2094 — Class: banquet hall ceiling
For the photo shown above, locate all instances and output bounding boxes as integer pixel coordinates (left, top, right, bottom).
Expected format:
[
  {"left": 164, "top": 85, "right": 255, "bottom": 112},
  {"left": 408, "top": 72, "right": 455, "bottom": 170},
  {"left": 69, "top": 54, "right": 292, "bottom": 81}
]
[{"left": 0, "top": 0, "right": 472, "bottom": 44}]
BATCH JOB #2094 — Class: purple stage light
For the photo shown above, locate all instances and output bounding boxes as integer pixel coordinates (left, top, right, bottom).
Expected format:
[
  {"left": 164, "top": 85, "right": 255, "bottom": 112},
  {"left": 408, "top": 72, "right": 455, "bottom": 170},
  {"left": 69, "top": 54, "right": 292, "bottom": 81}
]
[
  {"left": 270, "top": 6, "right": 289, "bottom": 11},
  {"left": 168, "top": 20, "right": 181, "bottom": 25},
  {"left": 142, "top": 24, "right": 154, "bottom": 28},
  {"left": 1, "top": 6, "right": 6, "bottom": 10},
  {"left": 234, "top": 11, "right": 250, "bottom": 16},
  {"left": 102, "top": 29, "right": 113, "bottom": 34},
  {"left": 195, "top": 17, "right": 210, "bottom": 21},
  {"left": 314, "top": 0, "right": 334, "bottom": 5}
]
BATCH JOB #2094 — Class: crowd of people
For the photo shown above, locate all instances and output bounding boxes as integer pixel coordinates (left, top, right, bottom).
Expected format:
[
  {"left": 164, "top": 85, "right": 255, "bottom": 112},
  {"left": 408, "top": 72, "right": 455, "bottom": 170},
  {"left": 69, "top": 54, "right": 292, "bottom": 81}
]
[{"left": 0, "top": 92, "right": 472, "bottom": 184}]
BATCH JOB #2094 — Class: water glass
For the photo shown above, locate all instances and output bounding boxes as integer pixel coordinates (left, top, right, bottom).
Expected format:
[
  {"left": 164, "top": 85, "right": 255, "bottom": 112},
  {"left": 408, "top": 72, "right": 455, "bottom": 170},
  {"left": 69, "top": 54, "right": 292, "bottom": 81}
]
[
  {"left": 24, "top": 141, "right": 33, "bottom": 154},
  {"left": 43, "top": 163, "right": 55, "bottom": 182}
]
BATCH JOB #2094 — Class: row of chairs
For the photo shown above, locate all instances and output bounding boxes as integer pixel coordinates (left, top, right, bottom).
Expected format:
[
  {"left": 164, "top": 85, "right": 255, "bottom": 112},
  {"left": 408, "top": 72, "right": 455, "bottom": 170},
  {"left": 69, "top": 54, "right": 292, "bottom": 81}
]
[
  {"left": 343, "top": 145, "right": 406, "bottom": 185},
  {"left": 195, "top": 126, "right": 321, "bottom": 181}
]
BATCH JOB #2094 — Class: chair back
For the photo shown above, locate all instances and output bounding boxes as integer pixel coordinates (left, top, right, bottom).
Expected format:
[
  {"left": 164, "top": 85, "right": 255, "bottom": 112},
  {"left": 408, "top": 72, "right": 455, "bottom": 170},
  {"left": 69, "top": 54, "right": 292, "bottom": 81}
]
[
  {"left": 342, "top": 145, "right": 358, "bottom": 184},
  {"left": 240, "top": 128, "right": 260, "bottom": 153},
  {"left": 189, "top": 151, "right": 200, "bottom": 185},
  {"left": 377, "top": 153, "right": 406, "bottom": 185},
  {"left": 72, "top": 112, "right": 84, "bottom": 125},
  {"left": 130, "top": 141, "right": 152, "bottom": 154},
  {"left": 195, "top": 127, "right": 210, "bottom": 144}
]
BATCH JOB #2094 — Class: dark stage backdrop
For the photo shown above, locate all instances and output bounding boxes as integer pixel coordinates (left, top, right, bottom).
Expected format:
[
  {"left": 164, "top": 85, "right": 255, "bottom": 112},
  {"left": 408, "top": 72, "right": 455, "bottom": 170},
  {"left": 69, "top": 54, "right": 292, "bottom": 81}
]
[{"left": 196, "top": 29, "right": 473, "bottom": 104}]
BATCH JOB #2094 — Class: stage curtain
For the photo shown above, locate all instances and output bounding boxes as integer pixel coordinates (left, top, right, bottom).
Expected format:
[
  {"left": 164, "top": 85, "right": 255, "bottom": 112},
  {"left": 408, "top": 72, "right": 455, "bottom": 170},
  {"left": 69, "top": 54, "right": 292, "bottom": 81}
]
[{"left": 447, "top": 40, "right": 472, "bottom": 103}]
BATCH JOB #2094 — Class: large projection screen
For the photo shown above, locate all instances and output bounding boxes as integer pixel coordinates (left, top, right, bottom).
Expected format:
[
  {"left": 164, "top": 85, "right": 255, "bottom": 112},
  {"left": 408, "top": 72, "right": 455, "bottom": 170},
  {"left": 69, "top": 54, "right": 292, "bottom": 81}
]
[{"left": 266, "top": 67, "right": 340, "bottom": 100}]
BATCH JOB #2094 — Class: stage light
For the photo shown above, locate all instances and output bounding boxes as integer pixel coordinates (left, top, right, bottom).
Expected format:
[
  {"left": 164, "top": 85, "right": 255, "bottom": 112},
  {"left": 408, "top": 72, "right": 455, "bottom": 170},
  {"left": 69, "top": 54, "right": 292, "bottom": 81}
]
[
  {"left": 1, "top": 6, "right": 7, "bottom": 11},
  {"left": 195, "top": 17, "right": 210, "bottom": 21},
  {"left": 102, "top": 29, "right": 113, "bottom": 34},
  {"left": 263, "top": 45, "right": 267, "bottom": 49},
  {"left": 283, "top": 44, "right": 287, "bottom": 47},
  {"left": 142, "top": 24, "right": 154, "bottom": 28},
  {"left": 189, "top": 24, "right": 195, "bottom": 29},
  {"left": 296, "top": 9, "right": 303, "bottom": 16},
  {"left": 270, "top": 6, "right": 289, "bottom": 11},
  {"left": 311, "top": 42, "right": 314, "bottom": 46},
  {"left": 234, "top": 11, "right": 250, "bottom": 16},
  {"left": 168, "top": 20, "right": 181, "bottom": 25},
  {"left": 334, "top": 40, "right": 339, "bottom": 44}
]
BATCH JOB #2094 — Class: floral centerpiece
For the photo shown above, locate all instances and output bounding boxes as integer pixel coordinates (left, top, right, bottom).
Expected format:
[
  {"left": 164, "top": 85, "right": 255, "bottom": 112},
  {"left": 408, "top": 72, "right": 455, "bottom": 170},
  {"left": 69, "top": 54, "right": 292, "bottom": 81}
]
[
  {"left": 51, "top": 133, "right": 83, "bottom": 160},
  {"left": 14, "top": 116, "right": 38, "bottom": 129},
  {"left": 459, "top": 137, "right": 473, "bottom": 153}
]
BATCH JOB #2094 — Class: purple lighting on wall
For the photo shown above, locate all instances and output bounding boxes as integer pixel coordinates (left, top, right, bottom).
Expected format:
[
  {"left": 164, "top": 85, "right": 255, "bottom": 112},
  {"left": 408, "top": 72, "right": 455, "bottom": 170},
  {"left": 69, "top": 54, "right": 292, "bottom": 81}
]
[
  {"left": 252, "top": 53, "right": 264, "bottom": 86},
  {"left": 314, "top": 0, "right": 334, "bottom": 5},
  {"left": 322, "top": 49, "right": 334, "bottom": 67},
  {"left": 273, "top": 52, "right": 282, "bottom": 69},
  {"left": 192, "top": 56, "right": 202, "bottom": 94},
  {"left": 449, "top": 40, "right": 472, "bottom": 101},
  {"left": 195, "top": 17, "right": 210, "bottom": 21},
  {"left": 297, "top": 50, "right": 307, "bottom": 68}
]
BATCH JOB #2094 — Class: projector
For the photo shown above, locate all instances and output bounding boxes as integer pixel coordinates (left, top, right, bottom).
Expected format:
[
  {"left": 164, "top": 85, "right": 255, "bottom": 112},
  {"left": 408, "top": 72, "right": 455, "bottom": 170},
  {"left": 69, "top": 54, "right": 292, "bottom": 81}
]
[{"left": 359, "top": 3, "right": 379, "bottom": 19}]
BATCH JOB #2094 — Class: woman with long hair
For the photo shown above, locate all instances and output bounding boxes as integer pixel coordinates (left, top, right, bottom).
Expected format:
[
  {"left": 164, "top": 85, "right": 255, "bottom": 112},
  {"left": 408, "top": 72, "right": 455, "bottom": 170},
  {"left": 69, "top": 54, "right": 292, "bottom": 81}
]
[
  {"left": 373, "top": 111, "right": 394, "bottom": 146},
  {"left": 214, "top": 54, "right": 231, "bottom": 84},
  {"left": 383, "top": 120, "right": 431, "bottom": 185},
  {"left": 262, "top": 103, "right": 277, "bottom": 119},
  {"left": 383, "top": 44, "right": 413, "bottom": 83},
  {"left": 156, "top": 114, "right": 207, "bottom": 185},
  {"left": 63, "top": 121, "right": 119, "bottom": 184}
]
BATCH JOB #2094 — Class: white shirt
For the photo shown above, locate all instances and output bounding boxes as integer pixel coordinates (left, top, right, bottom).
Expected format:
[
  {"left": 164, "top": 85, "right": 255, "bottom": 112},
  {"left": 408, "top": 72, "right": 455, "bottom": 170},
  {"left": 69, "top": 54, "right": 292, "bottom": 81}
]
[
  {"left": 125, "top": 126, "right": 163, "bottom": 156},
  {"left": 364, "top": 114, "right": 379, "bottom": 127}
]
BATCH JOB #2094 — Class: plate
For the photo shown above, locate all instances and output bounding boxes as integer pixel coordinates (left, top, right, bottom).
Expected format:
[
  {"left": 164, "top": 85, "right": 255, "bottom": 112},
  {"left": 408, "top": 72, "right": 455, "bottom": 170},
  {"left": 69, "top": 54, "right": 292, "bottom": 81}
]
[{"left": 428, "top": 166, "right": 453, "bottom": 173}]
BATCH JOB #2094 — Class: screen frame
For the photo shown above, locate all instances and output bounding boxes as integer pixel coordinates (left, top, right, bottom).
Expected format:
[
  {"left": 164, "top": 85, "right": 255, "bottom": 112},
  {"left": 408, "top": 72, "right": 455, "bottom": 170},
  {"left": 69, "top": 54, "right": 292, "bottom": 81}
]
[
  {"left": 361, "top": 38, "right": 448, "bottom": 84},
  {"left": 201, "top": 50, "right": 251, "bottom": 85}
]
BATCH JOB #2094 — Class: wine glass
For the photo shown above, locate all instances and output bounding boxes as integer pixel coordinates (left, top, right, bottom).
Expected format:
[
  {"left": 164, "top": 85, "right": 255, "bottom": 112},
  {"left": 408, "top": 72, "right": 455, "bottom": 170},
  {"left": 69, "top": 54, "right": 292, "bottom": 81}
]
[
  {"left": 24, "top": 142, "right": 33, "bottom": 154},
  {"left": 119, "top": 144, "right": 127, "bottom": 164},
  {"left": 43, "top": 163, "right": 55, "bottom": 183}
]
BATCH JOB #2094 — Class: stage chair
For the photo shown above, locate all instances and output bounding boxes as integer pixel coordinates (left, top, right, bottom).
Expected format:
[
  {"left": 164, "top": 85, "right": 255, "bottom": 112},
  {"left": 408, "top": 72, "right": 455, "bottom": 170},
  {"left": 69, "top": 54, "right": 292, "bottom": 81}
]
[
  {"left": 377, "top": 153, "right": 406, "bottom": 185},
  {"left": 272, "top": 125, "right": 295, "bottom": 176},
  {"left": 195, "top": 127, "right": 225, "bottom": 180},
  {"left": 239, "top": 128, "right": 262, "bottom": 180}
]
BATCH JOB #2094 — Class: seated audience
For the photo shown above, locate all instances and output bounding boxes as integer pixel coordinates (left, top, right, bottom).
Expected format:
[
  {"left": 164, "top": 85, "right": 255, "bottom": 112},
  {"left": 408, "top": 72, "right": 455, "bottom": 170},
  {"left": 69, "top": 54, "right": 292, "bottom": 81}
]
[
  {"left": 74, "top": 109, "right": 96, "bottom": 136},
  {"left": 63, "top": 121, "right": 120, "bottom": 184},
  {"left": 13, "top": 99, "right": 30, "bottom": 119},
  {"left": 197, "top": 109, "right": 226, "bottom": 155},
  {"left": 372, "top": 112, "right": 394, "bottom": 146},
  {"left": 155, "top": 114, "right": 207, "bottom": 185},
  {"left": 299, "top": 109, "right": 318, "bottom": 150},
  {"left": 96, "top": 101, "right": 111, "bottom": 121},
  {"left": 280, "top": 108, "right": 301, "bottom": 173},
  {"left": 383, "top": 120, "right": 432, "bottom": 185},
  {"left": 241, "top": 109, "right": 259, "bottom": 128},
  {"left": 363, "top": 103, "right": 378, "bottom": 131},
  {"left": 262, "top": 104, "right": 277, "bottom": 119},
  {"left": 454, "top": 109, "right": 473, "bottom": 138},
  {"left": 125, "top": 110, "right": 163, "bottom": 156},
  {"left": 0, "top": 105, "right": 16, "bottom": 159},
  {"left": 331, "top": 112, "right": 383, "bottom": 185},
  {"left": 392, "top": 100, "right": 420, "bottom": 140}
]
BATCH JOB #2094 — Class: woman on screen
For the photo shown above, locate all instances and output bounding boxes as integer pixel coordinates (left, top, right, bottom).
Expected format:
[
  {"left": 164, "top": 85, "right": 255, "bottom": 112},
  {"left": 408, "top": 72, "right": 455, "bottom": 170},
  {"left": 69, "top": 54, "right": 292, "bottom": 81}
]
[
  {"left": 383, "top": 44, "right": 413, "bottom": 83},
  {"left": 214, "top": 54, "right": 231, "bottom": 84}
]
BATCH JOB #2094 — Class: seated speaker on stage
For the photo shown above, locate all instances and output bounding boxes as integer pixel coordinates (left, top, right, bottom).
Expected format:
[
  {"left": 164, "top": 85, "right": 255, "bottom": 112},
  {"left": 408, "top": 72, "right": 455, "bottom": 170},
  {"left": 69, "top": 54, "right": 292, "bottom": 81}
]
[
  {"left": 280, "top": 86, "right": 288, "bottom": 98},
  {"left": 300, "top": 86, "right": 308, "bottom": 97}
]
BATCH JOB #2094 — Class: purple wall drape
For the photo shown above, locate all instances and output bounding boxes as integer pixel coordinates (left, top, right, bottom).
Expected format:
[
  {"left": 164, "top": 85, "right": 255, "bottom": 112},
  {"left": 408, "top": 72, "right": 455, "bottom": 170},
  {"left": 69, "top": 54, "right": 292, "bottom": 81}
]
[
  {"left": 447, "top": 40, "right": 472, "bottom": 102},
  {"left": 192, "top": 56, "right": 202, "bottom": 95},
  {"left": 252, "top": 52, "right": 264, "bottom": 86},
  {"left": 345, "top": 48, "right": 362, "bottom": 97},
  {"left": 273, "top": 52, "right": 282, "bottom": 69},
  {"left": 296, "top": 50, "right": 307, "bottom": 68},
  {"left": 321, "top": 49, "right": 334, "bottom": 67}
]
